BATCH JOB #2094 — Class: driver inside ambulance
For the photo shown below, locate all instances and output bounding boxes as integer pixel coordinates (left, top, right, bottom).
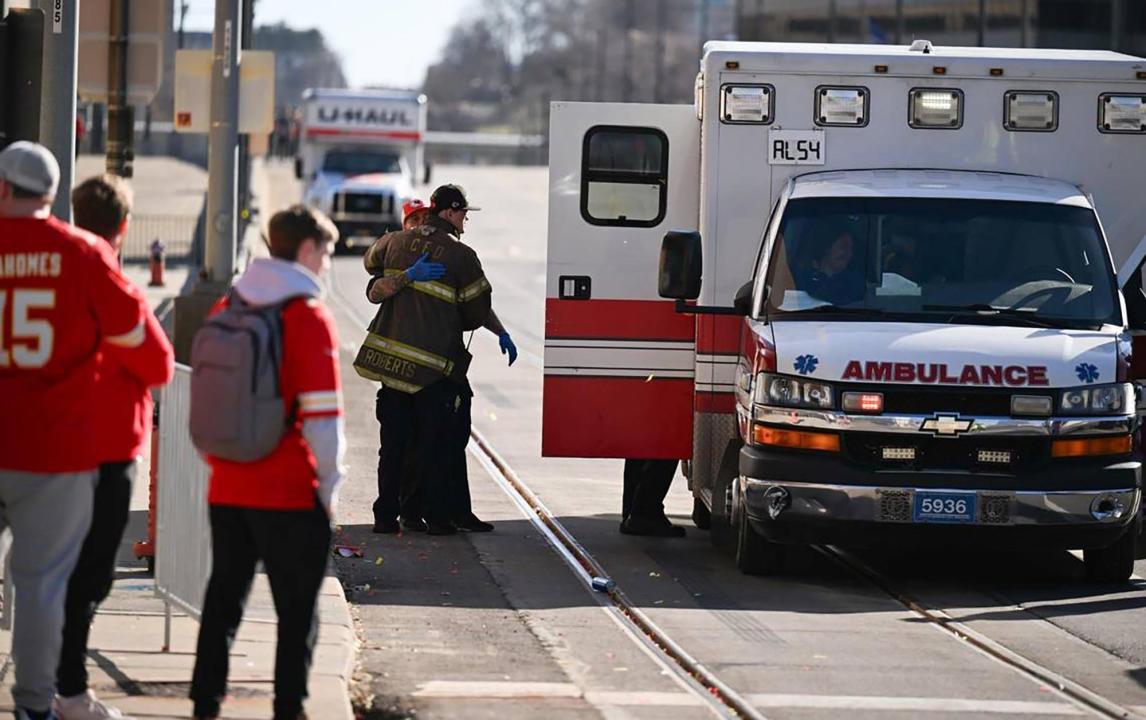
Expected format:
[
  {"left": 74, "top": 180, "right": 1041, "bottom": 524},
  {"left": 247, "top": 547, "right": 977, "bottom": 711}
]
[{"left": 802, "top": 226, "right": 865, "bottom": 305}]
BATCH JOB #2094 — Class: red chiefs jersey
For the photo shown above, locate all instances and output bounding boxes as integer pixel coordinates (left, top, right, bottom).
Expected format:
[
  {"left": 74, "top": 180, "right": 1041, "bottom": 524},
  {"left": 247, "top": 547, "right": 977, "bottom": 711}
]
[
  {"left": 0, "top": 216, "right": 146, "bottom": 472},
  {"left": 207, "top": 297, "right": 342, "bottom": 511}
]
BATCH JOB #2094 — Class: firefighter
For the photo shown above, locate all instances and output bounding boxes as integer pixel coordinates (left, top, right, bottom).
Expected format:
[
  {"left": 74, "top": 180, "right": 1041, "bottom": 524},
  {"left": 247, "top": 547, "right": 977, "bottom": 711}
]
[
  {"left": 621, "top": 460, "right": 686, "bottom": 536},
  {"left": 356, "top": 184, "right": 513, "bottom": 535}
]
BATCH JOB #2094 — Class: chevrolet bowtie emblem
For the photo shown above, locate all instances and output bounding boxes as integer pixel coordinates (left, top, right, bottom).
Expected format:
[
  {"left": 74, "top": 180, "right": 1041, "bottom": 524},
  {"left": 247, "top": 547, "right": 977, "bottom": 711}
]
[{"left": 920, "top": 414, "right": 974, "bottom": 436}]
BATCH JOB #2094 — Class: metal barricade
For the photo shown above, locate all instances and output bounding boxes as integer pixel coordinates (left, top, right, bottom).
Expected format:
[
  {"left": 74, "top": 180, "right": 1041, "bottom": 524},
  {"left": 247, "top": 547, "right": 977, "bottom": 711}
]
[
  {"left": 120, "top": 215, "right": 199, "bottom": 263},
  {"left": 154, "top": 363, "right": 212, "bottom": 648}
]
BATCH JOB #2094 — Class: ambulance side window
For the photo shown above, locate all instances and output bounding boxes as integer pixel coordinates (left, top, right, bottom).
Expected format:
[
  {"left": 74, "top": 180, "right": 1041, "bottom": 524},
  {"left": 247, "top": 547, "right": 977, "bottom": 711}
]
[{"left": 580, "top": 126, "right": 668, "bottom": 228}]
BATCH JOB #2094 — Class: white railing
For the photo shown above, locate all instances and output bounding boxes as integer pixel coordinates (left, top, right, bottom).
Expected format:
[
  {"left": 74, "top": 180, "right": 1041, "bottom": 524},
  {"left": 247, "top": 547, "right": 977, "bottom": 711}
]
[{"left": 154, "top": 363, "right": 212, "bottom": 648}]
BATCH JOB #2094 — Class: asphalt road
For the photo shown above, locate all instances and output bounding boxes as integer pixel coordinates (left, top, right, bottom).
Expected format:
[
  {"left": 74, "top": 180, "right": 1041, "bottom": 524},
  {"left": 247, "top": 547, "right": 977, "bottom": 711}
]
[{"left": 262, "top": 161, "right": 1146, "bottom": 720}]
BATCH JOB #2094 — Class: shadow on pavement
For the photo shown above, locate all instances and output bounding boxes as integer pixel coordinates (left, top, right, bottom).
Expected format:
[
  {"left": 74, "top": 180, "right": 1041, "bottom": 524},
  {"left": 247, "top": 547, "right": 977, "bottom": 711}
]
[{"left": 327, "top": 515, "right": 1145, "bottom": 617}]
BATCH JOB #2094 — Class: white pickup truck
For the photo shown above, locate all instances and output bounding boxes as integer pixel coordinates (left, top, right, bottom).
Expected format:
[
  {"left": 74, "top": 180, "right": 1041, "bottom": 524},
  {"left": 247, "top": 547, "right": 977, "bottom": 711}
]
[
  {"left": 543, "top": 41, "right": 1146, "bottom": 582},
  {"left": 296, "top": 88, "right": 428, "bottom": 251}
]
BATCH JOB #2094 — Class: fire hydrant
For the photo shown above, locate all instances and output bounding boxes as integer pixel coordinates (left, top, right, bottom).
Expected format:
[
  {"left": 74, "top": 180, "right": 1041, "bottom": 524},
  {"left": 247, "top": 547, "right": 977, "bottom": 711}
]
[{"left": 148, "top": 238, "right": 165, "bottom": 287}]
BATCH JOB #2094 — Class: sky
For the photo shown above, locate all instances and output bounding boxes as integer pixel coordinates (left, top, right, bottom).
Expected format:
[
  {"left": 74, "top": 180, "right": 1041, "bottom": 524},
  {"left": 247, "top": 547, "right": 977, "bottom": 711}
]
[{"left": 184, "top": 0, "right": 476, "bottom": 89}]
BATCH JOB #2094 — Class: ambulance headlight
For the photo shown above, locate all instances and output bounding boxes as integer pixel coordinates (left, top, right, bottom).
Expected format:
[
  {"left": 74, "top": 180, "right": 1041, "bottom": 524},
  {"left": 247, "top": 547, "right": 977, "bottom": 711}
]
[
  {"left": 721, "top": 84, "right": 773, "bottom": 124},
  {"left": 1059, "top": 383, "right": 1133, "bottom": 415},
  {"left": 816, "top": 86, "right": 868, "bottom": 126},
  {"left": 1099, "top": 94, "right": 1146, "bottom": 134},
  {"left": 1005, "top": 91, "right": 1057, "bottom": 131},
  {"left": 909, "top": 88, "right": 963, "bottom": 129},
  {"left": 755, "top": 373, "right": 834, "bottom": 410}
]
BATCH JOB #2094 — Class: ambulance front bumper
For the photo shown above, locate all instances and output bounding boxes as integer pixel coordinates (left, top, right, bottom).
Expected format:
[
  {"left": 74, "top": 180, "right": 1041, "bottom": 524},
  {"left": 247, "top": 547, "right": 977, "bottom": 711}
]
[{"left": 738, "top": 445, "right": 1141, "bottom": 549}]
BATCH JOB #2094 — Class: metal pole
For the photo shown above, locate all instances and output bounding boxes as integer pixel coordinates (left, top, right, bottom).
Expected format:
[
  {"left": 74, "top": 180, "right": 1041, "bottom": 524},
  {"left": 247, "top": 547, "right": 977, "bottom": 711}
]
[
  {"left": 237, "top": 0, "right": 253, "bottom": 232},
  {"left": 203, "top": 0, "right": 241, "bottom": 286},
  {"left": 36, "top": 0, "right": 78, "bottom": 221},
  {"left": 621, "top": 0, "right": 633, "bottom": 102},
  {"left": 654, "top": 0, "right": 664, "bottom": 103},
  {"left": 895, "top": 0, "right": 905, "bottom": 44},
  {"left": 106, "top": 0, "right": 133, "bottom": 177},
  {"left": 978, "top": 0, "right": 987, "bottom": 46}
]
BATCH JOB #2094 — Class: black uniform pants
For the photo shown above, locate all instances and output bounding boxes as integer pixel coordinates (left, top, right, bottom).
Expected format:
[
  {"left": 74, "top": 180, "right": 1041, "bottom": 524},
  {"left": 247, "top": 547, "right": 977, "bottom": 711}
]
[
  {"left": 375, "top": 388, "right": 423, "bottom": 522},
  {"left": 190, "top": 503, "right": 331, "bottom": 720},
  {"left": 447, "top": 387, "right": 474, "bottom": 522},
  {"left": 373, "top": 379, "right": 457, "bottom": 525},
  {"left": 622, "top": 459, "right": 679, "bottom": 522},
  {"left": 56, "top": 460, "right": 135, "bottom": 697}
]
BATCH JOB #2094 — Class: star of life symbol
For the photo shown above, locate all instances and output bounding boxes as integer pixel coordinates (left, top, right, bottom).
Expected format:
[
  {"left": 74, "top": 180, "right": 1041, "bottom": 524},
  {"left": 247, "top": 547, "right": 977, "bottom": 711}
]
[{"left": 919, "top": 413, "right": 974, "bottom": 437}]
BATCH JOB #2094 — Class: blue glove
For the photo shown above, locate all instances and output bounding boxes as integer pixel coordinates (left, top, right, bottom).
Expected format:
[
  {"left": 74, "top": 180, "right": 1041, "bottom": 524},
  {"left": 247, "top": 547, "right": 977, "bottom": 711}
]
[
  {"left": 499, "top": 331, "right": 518, "bottom": 366},
  {"left": 405, "top": 252, "right": 446, "bottom": 282}
]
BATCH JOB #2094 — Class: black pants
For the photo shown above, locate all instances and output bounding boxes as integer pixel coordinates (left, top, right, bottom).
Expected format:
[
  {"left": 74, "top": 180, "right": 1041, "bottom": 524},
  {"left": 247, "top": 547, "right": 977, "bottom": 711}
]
[
  {"left": 622, "top": 459, "right": 679, "bottom": 522},
  {"left": 447, "top": 388, "right": 474, "bottom": 522},
  {"left": 373, "top": 379, "right": 457, "bottom": 525},
  {"left": 375, "top": 388, "right": 424, "bottom": 521},
  {"left": 56, "top": 460, "right": 135, "bottom": 697},
  {"left": 190, "top": 503, "right": 332, "bottom": 720}
]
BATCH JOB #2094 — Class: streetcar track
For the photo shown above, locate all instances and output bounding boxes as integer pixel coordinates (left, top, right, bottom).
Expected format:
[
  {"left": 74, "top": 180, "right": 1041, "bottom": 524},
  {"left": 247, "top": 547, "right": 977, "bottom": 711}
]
[{"left": 328, "top": 272, "right": 1140, "bottom": 719}]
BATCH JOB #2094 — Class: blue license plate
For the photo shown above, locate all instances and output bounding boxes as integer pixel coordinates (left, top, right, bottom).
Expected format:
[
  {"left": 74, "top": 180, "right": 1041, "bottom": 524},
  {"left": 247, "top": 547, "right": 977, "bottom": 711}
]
[{"left": 913, "top": 491, "right": 976, "bottom": 524}]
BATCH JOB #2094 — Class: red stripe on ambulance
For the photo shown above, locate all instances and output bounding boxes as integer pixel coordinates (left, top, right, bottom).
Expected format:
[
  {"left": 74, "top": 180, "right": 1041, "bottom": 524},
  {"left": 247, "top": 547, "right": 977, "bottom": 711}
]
[{"left": 545, "top": 299, "right": 694, "bottom": 341}]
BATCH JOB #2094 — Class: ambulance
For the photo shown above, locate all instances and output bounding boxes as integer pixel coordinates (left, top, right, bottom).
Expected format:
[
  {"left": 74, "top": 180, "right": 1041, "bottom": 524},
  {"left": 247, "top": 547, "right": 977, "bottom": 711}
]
[
  {"left": 296, "top": 88, "right": 428, "bottom": 251},
  {"left": 543, "top": 41, "right": 1146, "bottom": 581}
]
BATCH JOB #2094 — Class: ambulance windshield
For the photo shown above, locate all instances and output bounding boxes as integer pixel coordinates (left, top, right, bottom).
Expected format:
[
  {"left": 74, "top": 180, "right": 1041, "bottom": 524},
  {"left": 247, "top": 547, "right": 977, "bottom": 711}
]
[
  {"left": 322, "top": 150, "right": 403, "bottom": 176},
  {"left": 763, "top": 197, "right": 1119, "bottom": 329}
]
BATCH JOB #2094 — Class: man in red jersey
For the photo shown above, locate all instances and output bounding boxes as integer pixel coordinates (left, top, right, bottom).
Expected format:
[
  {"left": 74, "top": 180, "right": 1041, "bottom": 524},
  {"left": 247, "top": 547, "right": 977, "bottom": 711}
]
[
  {"left": 0, "top": 142, "right": 153, "bottom": 720},
  {"left": 54, "top": 174, "right": 173, "bottom": 720},
  {"left": 190, "top": 205, "right": 345, "bottom": 720}
]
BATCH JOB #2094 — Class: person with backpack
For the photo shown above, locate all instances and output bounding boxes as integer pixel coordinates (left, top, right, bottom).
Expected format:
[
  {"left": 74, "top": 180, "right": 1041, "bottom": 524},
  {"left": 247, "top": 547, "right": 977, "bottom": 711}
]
[
  {"left": 0, "top": 142, "right": 154, "bottom": 720},
  {"left": 188, "top": 204, "right": 346, "bottom": 720},
  {"left": 54, "top": 174, "right": 174, "bottom": 720}
]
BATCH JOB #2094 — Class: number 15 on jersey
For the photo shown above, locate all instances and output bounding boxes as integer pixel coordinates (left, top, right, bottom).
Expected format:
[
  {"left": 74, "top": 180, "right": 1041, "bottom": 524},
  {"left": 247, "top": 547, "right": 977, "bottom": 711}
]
[{"left": 0, "top": 289, "right": 56, "bottom": 369}]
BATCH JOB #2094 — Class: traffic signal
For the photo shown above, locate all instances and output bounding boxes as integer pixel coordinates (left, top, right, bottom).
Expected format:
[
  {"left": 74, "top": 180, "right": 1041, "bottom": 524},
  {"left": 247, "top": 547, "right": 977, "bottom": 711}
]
[{"left": 0, "top": 8, "right": 45, "bottom": 150}]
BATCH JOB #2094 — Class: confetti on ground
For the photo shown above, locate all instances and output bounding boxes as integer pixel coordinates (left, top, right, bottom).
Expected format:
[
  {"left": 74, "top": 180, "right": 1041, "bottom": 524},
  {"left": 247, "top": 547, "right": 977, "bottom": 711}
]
[
  {"left": 333, "top": 545, "right": 363, "bottom": 558},
  {"left": 375, "top": 557, "right": 384, "bottom": 566}
]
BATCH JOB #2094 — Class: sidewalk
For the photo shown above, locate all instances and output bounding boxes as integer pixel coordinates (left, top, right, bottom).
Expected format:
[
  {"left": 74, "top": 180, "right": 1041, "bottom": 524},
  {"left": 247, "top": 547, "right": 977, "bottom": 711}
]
[{"left": 0, "top": 159, "right": 356, "bottom": 720}]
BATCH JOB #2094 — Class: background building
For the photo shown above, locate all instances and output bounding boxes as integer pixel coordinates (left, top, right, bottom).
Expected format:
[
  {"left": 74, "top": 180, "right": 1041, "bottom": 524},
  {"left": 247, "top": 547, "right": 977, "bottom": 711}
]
[{"left": 735, "top": 0, "right": 1146, "bottom": 56}]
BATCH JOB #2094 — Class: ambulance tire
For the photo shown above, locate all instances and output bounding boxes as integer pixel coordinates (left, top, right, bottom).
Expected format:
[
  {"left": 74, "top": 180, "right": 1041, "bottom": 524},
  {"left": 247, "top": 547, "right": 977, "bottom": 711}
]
[
  {"left": 735, "top": 496, "right": 785, "bottom": 576},
  {"left": 1084, "top": 528, "right": 1136, "bottom": 583},
  {"left": 691, "top": 497, "right": 712, "bottom": 530},
  {"left": 710, "top": 443, "right": 740, "bottom": 552}
]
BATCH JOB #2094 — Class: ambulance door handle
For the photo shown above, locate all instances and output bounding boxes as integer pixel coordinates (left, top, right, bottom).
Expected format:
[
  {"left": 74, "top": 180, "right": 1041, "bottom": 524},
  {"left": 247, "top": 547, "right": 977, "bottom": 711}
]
[{"left": 559, "top": 275, "right": 592, "bottom": 300}]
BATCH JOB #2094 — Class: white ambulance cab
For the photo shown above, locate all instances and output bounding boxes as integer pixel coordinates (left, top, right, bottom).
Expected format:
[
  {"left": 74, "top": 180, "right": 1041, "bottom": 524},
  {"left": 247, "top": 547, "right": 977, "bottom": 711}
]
[{"left": 543, "top": 41, "right": 1146, "bottom": 581}]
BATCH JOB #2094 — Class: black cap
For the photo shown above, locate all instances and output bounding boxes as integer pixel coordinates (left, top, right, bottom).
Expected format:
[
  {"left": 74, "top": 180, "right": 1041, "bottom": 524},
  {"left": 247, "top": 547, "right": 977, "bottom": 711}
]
[{"left": 430, "top": 183, "right": 481, "bottom": 212}]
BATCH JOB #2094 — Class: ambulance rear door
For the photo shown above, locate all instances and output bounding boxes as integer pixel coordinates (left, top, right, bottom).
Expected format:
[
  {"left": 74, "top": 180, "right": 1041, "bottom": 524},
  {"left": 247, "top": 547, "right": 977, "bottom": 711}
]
[{"left": 543, "top": 102, "right": 700, "bottom": 458}]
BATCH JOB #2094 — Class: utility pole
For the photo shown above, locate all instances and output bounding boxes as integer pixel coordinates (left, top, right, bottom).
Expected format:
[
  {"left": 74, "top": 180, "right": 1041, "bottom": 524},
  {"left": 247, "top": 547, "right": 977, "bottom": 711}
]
[
  {"left": 36, "top": 0, "right": 79, "bottom": 221},
  {"left": 621, "top": 0, "right": 633, "bottom": 103},
  {"left": 654, "top": 0, "right": 664, "bottom": 103},
  {"left": 977, "top": 0, "right": 987, "bottom": 46},
  {"left": 106, "top": 0, "right": 132, "bottom": 177},
  {"left": 237, "top": 0, "right": 253, "bottom": 234},
  {"left": 895, "top": 0, "right": 905, "bottom": 43},
  {"left": 203, "top": 0, "right": 242, "bottom": 286}
]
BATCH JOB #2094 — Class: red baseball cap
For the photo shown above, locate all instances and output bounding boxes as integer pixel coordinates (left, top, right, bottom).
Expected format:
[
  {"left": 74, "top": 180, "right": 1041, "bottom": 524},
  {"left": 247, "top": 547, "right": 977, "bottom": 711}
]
[{"left": 402, "top": 198, "right": 428, "bottom": 221}]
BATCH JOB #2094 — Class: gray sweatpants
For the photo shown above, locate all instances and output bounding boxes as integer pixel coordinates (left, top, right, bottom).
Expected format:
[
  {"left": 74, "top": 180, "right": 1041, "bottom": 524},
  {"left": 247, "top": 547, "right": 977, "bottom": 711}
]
[{"left": 0, "top": 469, "right": 95, "bottom": 711}]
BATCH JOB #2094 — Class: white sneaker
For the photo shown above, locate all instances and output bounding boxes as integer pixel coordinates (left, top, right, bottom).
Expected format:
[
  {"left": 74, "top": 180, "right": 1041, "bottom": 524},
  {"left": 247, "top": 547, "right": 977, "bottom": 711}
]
[{"left": 52, "top": 691, "right": 128, "bottom": 720}]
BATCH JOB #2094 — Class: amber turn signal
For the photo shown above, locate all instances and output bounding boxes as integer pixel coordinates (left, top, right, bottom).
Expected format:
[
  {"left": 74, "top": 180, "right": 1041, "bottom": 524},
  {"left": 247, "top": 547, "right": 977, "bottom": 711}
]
[
  {"left": 1050, "top": 435, "right": 1132, "bottom": 458},
  {"left": 753, "top": 425, "right": 840, "bottom": 452}
]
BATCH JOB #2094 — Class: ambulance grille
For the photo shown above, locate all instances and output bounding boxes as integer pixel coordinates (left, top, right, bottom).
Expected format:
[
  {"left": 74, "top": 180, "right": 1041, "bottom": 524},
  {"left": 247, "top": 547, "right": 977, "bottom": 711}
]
[
  {"left": 847, "top": 384, "right": 1054, "bottom": 417},
  {"left": 878, "top": 490, "right": 912, "bottom": 523},
  {"left": 980, "top": 495, "right": 1012, "bottom": 524},
  {"left": 335, "top": 191, "right": 393, "bottom": 216}
]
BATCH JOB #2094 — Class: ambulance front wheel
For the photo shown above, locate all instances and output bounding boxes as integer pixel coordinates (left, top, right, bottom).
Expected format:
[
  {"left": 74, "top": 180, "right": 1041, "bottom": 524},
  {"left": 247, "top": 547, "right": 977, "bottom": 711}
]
[
  {"left": 735, "top": 501, "right": 785, "bottom": 576},
  {"left": 691, "top": 497, "right": 711, "bottom": 530},
  {"left": 1083, "top": 527, "right": 1136, "bottom": 583}
]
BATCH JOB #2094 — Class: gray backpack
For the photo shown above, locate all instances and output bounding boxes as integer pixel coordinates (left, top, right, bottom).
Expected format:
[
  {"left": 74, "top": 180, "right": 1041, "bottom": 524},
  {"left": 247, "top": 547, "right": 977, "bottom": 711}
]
[{"left": 189, "top": 292, "right": 304, "bottom": 462}]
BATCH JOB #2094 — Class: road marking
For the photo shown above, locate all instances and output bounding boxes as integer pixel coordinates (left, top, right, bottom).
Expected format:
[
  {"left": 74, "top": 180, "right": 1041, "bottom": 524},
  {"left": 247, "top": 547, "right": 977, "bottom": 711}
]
[
  {"left": 746, "top": 694, "right": 1083, "bottom": 714},
  {"left": 413, "top": 681, "right": 704, "bottom": 706}
]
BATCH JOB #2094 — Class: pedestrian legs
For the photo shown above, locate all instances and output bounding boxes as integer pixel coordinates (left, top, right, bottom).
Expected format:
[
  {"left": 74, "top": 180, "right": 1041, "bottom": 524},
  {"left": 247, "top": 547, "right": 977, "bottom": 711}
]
[
  {"left": 0, "top": 469, "right": 96, "bottom": 713},
  {"left": 252, "top": 504, "right": 332, "bottom": 720},
  {"left": 620, "top": 459, "right": 684, "bottom": 537},
  {"left": 373, "top": 387, "right": 413, "bottom": 526},
  {"left": 411, "top": 380, "right": 457, "bottom": 528},
  {"left": 57, "top": 460, "right": 135, "bottom": 698},
  {"left": 190, "top": 507, "right": 259, "bottom": 719}
]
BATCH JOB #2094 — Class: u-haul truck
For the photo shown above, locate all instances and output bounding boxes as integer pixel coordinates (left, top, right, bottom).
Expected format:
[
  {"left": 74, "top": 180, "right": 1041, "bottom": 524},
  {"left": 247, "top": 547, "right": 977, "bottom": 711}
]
[
  {"left": 296, "top": 88, "right": 428, "bottom": 251},
  {"left": 544, "top": 41, "right": 1146, "bottom": 581}
]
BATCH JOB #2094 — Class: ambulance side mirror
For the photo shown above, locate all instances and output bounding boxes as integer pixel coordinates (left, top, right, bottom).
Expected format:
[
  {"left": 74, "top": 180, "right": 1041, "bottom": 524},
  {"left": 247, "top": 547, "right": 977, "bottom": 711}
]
[
  {"left": 733, "top": 282, "right": 754, "bottom": 316},
  {"left": 659, "top": 231, "right": 702, "bottom": 300}
]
